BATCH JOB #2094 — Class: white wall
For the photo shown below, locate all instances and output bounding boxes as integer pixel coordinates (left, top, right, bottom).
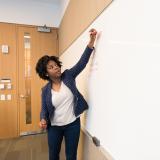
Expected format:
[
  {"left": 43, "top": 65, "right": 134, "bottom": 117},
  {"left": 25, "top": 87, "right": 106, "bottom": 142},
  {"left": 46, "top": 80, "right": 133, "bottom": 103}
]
[
  {"left": 0, "top": 0, "right": 69, "bottom": 27},
  {"left": 60, "top": 0, "right": 160, "bottom": 160}
]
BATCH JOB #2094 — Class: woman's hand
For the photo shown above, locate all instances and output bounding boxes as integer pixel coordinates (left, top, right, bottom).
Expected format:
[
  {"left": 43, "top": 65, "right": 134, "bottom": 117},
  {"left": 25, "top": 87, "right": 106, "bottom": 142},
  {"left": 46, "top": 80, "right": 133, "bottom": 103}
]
[
  {"left": 39, "top": 119, "right": 47, "bottom": 129},
  {"left": 88, "top": 28, "right": 97, "bottom": 48}
]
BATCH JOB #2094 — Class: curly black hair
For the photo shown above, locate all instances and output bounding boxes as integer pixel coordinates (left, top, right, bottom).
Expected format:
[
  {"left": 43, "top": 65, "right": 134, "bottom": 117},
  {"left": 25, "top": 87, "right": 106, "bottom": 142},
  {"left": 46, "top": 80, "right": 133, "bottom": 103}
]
[{"left": 35, "top": 55, "right": 62, "bottom": 81}]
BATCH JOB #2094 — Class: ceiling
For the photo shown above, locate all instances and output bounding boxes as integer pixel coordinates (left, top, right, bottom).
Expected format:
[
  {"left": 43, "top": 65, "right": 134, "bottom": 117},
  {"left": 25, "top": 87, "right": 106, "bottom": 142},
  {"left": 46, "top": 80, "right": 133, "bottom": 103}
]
[
  {"left": 27, "top": 0, "right": 61, "bottom": 4},
  {"left": 0, "top": 0, "right": 70, "bottom": 27}
]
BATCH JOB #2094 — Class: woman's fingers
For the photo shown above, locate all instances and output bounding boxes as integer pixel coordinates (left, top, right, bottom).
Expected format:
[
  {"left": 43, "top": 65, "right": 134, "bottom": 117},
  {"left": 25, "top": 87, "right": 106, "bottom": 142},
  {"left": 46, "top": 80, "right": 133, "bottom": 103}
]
[
  {"left": 89, "top": 28, "right": 97, "bottom": 35},
  {"left": 39, "top": 120, "right": 47, "bottom": 129}
]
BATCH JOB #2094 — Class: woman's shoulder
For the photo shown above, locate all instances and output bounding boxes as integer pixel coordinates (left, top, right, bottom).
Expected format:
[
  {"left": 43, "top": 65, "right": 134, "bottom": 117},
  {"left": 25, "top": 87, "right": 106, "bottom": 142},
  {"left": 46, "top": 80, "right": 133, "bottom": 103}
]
[
  {"left": 62, "top": 69, "right": 75, "bottom": 78},
  {"left": 41, "top": 81, "right": 51, "bottom": 92}
]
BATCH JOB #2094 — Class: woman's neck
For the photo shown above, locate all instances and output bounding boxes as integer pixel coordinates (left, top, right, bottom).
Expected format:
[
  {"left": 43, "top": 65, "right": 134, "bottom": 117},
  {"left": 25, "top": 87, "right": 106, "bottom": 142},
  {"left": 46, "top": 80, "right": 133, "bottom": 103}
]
[{"left": 51, "top": 78, "right": 61, "bottom": 84}]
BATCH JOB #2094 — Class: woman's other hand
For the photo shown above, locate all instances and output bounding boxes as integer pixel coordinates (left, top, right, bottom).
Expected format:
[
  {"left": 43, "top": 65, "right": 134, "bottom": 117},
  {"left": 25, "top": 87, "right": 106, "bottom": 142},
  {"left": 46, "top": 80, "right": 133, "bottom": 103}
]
[{"left": 39, "top": 119, "right": 47, "bottom": 129}]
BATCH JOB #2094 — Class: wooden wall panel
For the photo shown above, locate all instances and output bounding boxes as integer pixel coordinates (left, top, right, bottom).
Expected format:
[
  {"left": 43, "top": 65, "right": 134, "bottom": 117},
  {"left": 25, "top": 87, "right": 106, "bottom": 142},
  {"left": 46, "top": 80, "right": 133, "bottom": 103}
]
[
  {"left": 58, "top": 0, "right": 112, "bottom": 55},
  {"left": 0, "top": 23, "right": 18, "bottom": 138}
]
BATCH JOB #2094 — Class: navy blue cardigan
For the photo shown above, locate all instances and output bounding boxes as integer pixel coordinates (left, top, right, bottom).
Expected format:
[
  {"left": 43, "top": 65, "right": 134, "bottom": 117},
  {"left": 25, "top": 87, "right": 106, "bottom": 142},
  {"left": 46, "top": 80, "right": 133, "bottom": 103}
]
[{"left": 40, "top": 46, "right": 94, "bottom": 125}]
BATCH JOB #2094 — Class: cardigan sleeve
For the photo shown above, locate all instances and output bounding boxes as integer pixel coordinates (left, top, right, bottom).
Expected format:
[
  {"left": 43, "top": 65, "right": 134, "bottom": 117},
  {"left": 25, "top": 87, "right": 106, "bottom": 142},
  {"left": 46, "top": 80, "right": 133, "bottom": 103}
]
[
  {"left": 68, "top": 46, "right": 94, "bottom": 78},
  {"left": 40, "top": 88, "right": 49, "bottom": 121}
]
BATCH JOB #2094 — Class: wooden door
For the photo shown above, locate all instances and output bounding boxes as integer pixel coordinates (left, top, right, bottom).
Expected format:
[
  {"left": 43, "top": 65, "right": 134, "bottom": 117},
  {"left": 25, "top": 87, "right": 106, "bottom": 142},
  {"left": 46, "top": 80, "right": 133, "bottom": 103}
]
[{"left": 17, "top": 25, "right": 58, "bottom": 135}]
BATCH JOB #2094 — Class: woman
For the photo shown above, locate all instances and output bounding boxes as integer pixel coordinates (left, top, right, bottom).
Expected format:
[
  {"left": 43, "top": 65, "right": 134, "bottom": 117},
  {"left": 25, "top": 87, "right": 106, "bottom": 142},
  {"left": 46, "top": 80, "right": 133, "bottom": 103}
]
[{"left": 36, "top": 28, "right": 97, "bottom": 160}]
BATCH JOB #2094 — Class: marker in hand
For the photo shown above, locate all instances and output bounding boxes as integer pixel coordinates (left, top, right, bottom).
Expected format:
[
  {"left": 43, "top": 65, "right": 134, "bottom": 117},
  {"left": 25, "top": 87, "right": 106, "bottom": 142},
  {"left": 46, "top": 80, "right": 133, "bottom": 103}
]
[
  {"left": 89, "top": 28, "right": 97, "bottom": 36},
  {"left": 88, "top": 28, "right": 97, "bottom": 48}
]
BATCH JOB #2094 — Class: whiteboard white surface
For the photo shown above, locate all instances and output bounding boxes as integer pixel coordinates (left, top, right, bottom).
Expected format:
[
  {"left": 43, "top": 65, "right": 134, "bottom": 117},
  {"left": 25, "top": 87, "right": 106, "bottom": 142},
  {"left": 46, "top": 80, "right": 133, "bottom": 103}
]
[{"left": 60, "top": 0, "right": 160, "bottom": 159}]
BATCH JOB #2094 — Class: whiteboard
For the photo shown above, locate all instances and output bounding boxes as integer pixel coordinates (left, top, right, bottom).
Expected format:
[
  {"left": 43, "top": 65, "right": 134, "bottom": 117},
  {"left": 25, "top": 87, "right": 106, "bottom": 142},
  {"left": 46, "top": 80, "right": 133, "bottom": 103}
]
[{"left": 60, "top": 0, "right": 160, "bottom": 159}]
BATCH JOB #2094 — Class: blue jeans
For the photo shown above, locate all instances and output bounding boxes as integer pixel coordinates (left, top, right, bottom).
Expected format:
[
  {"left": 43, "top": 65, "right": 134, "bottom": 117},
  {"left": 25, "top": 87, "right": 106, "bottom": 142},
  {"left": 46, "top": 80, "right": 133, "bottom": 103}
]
[{"left": 47, "top": 118, "right": 80, "bottom": 160}]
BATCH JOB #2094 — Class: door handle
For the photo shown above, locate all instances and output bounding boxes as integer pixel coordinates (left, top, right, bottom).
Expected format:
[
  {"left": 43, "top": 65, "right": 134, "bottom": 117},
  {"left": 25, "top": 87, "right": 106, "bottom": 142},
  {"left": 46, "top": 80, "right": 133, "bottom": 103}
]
[{"left": 19, "top": 94, "right": 28, "bottom": 99}]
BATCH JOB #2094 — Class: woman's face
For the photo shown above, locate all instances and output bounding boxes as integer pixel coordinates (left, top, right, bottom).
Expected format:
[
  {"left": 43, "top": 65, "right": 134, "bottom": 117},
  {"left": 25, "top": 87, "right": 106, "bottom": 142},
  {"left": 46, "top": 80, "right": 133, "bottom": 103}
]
[{"left": 46, "top": 60, "right": 61, "bottom": 79}]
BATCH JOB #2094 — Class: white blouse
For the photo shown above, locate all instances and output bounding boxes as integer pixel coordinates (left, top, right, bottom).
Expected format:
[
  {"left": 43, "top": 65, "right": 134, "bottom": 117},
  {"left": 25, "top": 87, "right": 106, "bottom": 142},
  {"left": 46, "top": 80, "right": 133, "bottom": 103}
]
[{"left": 50, "top": 82, "right": 76, "bottom": 126}]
